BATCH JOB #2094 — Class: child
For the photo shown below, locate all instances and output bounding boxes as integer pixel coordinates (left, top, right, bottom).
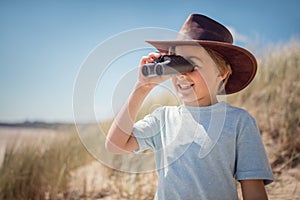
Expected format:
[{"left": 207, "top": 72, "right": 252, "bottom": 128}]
[{"left": 105, "top": 14, "right": 274, "bottom": 200}]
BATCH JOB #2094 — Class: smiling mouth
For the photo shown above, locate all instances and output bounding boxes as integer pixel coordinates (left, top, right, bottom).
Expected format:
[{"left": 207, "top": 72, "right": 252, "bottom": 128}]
[{"left": 177, "top": 83, "right": 195, "bottom": 90}]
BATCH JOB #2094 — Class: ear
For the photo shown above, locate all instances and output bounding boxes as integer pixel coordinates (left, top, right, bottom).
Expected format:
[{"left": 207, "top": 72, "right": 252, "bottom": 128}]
[
  {"left": 218, "top": 71, "right": 230, "bottom": 81},
  {"left": 217, "top": 68, "right": 231, "bottom": 81}
]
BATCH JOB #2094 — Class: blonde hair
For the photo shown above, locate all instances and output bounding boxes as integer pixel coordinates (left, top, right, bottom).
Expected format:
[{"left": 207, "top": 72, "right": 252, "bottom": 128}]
[{"left": 205, "top": 48, "right": 232, "bottom": 92}]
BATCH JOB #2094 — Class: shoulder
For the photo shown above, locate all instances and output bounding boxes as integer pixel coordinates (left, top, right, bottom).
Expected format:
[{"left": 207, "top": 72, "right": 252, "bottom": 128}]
[
  {"left": 224, "top": 104, "right": 262, "bottom": 142},
  {"left": 225, "top": 103, "right": 255, "bottom": 121},
  {"left": 149, "top": 105, "right": 178, "bottom": 114},
  {"left": 147, "top": 105, "right": 180, "bottom": 119},
  {"left": 225, "top": 103, "right": 250, "bottom": 115},
  {"left": 224, "top": 103, "right": 258, "bottom": 131}
]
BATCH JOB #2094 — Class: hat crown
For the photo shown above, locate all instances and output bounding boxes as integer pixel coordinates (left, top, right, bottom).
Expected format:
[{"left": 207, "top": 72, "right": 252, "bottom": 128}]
[{"left": 177, "top": 14, "right": 233, "bottom": 44}]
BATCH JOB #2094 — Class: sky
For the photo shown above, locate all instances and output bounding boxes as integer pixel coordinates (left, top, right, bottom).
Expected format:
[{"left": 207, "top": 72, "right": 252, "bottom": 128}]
[{"left": 0, "top": 0, "right": 299, "bottom": 123}]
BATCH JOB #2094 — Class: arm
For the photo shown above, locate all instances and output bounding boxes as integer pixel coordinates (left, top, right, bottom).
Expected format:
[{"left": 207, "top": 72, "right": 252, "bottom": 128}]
[
  {"left": 240, "top": 180, "right": 268, "bottom": 200},
  {"left": 105, "top": 52, "right": 169, "bottom": 154}
]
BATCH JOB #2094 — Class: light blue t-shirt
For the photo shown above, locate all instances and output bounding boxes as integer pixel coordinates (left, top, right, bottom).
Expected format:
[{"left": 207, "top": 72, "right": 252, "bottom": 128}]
[{"left": 132, "top": 101, "right": 274, "bottom": 200}]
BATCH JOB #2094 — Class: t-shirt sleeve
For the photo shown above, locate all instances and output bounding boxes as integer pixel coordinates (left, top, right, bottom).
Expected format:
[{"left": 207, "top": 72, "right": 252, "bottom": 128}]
[
  {"left": 132, "top": 107, "right": 163, "bottom": 153},
  {"left": 235, "top": 112, "right": 274, "bottom": 185}
]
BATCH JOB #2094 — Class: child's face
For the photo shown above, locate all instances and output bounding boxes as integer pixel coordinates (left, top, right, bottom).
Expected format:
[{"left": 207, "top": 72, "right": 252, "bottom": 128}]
[{"left": 172, "top": 45, "right": 221, "bottom": 106}]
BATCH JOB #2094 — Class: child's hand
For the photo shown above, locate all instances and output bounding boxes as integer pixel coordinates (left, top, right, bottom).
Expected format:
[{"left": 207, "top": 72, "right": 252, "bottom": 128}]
[{"left": 137, "top": 52, "right": 172, "bottom": 90}]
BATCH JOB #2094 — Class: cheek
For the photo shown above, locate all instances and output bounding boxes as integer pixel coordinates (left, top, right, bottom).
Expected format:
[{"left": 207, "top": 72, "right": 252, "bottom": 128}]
[
  {"left": 192, "top": 72, "right": 207, "bottom": 88},
  {"left": 198, "top": 69, "right": 218, "bottom": 83},
  {"left": 192, "top": 72, "right": 218, "bottom": 95}
]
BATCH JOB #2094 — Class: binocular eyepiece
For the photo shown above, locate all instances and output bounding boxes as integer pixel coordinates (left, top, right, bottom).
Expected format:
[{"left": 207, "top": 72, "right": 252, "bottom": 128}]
[{"left": 142, "top": 55, "right": 194, "bottom": 77}]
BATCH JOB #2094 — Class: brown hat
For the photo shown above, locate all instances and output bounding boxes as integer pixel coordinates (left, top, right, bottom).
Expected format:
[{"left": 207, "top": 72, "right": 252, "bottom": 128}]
[{"left": 146, "top": 14, "right": 257, "bottom": 94}]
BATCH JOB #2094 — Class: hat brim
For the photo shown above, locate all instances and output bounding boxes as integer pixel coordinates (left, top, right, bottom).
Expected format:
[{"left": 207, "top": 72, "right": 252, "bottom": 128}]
[{"left": 146, "top": 40, "right": 257, "bottom": 95}]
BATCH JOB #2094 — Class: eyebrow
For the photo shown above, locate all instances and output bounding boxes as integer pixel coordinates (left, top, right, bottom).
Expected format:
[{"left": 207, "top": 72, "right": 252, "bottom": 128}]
[{"left": 186, "top": 56, "right": 203, "bottom": 64}]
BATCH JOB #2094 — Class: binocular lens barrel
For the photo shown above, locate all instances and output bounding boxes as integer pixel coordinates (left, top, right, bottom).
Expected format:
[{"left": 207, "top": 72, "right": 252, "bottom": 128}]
[
  {"left": 141, "top": 63, "right": 156, "bottom": 77},
  {"left": 142, "top": 55, "right": 194, "bottom": 77}
]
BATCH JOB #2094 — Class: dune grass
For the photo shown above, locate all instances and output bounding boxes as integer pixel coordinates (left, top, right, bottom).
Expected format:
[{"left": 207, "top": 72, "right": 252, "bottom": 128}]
[{"left": 0, "top": 126, "right": 93, "bottom": 199}]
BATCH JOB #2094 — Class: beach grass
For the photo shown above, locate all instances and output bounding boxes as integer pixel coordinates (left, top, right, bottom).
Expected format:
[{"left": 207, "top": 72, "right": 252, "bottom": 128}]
[{"left": 0, "top": 125, "right": 93, "bottom": 199}]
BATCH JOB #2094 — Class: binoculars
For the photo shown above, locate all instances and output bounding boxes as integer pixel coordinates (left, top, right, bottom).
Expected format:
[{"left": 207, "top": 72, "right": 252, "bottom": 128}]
[{"left": 142, "top": 55, "right": 195, "bottom": 77}]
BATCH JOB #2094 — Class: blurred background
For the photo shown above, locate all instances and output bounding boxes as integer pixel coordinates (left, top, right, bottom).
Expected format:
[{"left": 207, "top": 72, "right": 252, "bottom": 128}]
[
  {"left": 0, "top": 0, "right": 299, "bottom": 199},
  {"left": 0, "top": 0, "right": 299, "bottom": 123}
]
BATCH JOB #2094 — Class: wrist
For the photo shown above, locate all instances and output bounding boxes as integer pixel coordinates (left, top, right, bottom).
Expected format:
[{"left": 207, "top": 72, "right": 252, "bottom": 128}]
[{"left": 134, "top": 81, "right": 156, "bottom": 93}]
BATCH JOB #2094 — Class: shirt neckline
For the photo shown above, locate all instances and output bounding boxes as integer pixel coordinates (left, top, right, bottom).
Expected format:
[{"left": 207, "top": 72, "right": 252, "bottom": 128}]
[{"left": 180, "top": 101, "right": 227, "bottom": 112}]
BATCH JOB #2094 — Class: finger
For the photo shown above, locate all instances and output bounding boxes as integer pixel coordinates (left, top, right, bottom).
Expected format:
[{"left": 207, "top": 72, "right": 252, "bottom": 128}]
[
  {"left": 140, "top": 52, "right": 161, "bottom": 65},
  {"left": 140, "top": 56, "right": 153, "bottom": 64},
  {"left": 148, "top": 52, "right": 162, "bottom": 60}
]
